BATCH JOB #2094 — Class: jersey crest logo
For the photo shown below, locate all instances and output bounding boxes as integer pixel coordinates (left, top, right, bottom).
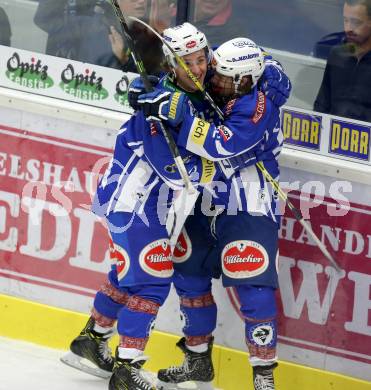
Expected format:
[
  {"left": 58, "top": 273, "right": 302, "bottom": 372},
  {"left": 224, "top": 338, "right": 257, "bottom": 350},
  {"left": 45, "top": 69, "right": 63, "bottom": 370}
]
[
  {"left": 222, "top": 240, "right": 269, "bottom": 278},
  {"left": 139, "top": 239, "right": 174, "bottom": 278}
]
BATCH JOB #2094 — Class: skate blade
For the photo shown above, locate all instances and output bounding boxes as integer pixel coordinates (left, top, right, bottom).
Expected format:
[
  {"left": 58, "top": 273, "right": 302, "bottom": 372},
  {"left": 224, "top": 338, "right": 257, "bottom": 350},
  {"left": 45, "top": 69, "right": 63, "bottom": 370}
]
[
  {"left": 60, "top": 351, "right": 112, "bottom": 379},
  {"left": 157, "top": 380, "right": 216, "bottom": 390}
]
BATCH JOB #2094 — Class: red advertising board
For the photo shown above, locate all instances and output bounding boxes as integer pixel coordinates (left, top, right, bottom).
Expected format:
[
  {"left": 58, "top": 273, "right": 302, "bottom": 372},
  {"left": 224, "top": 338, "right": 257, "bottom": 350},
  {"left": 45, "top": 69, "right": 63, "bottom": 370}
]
[
  {"left": 0, "top": 125, "right": 111, "bottom": 297},
  {"left": 0, "top": 124, "right": 370, "bottom": 368},
  {"left": 277, "top": 193, "right": 371, "bottom": 364},
  {"left": 228, "top": 192, "right": 371, "bottom": 365}
]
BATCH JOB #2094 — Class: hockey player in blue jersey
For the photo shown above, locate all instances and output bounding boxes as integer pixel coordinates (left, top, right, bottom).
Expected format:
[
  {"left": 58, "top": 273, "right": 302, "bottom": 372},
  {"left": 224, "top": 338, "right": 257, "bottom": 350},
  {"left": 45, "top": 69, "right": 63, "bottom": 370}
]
[
  {"left": 133, "top": 38, "right": 285, "bottom": 390},
  {"left": 61, "top": 23, "right": 291, "bottom": 390},
  {"left": 61, "top": 23, "right": 220, "bottom": 389}
]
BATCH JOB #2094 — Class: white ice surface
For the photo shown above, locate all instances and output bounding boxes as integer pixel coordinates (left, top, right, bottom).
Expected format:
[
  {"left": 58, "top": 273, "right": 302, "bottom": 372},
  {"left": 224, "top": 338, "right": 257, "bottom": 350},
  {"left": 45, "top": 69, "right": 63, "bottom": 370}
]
[
  {"left": 0, "top": 337, "right": 109, "bottom": 390},
  {"left": 0, "top": 337, "right": 220, "bottom": 390}
]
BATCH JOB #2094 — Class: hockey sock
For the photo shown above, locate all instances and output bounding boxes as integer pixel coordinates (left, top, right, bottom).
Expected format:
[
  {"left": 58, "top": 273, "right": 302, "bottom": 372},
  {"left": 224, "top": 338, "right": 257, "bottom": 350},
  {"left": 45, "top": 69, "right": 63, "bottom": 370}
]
[
  {"left": 117, "top": 347, "right": 144, "bottom": 360},
  {"left": 93, "top": 322, "right": 115, "bottom": 336},
  {"left": 186, "top": 342, "right": 209, "bottom": 353}
]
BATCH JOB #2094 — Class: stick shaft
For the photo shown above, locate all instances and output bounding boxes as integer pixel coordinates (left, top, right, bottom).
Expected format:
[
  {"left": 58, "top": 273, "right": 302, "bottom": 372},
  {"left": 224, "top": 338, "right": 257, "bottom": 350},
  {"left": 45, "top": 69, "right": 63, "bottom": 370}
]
[
  {"left": 256, "top": 162, "right": 341, "bottom": 271},
  {"left": 299, "top": 219, "right": 341, "bottom": 271}
]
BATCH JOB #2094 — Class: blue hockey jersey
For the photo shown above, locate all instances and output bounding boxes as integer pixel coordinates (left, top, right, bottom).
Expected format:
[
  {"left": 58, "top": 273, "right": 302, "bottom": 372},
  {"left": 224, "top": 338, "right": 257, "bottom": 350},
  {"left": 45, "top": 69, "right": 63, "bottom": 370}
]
[
  {"left": 93, "top": 76, "right": 283, "bottom": 224},
  {"left": 176, "top": 87, "right": 283, "bottom": 223}
]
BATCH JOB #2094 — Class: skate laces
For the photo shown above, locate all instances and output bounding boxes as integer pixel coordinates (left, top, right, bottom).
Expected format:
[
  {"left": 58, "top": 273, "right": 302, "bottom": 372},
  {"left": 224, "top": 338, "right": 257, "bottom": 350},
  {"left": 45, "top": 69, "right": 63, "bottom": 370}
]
[
  {"left": 130, "top": 356, "right": 154, "bottom": 390},
  {"left": 85, "top": 326, "right": 114, "bottom": 364},
  {"left": 131, "top": 370, "right": 154, "bottom": 390},
  {"left": 165, "top": 354, "right": 190, "bottom": 374},
  {"left": 98, "top": 339, "right": 113, "bottom": 363},
  {"left": 254, "top": 370, "right": 275, "bottom": 390}
]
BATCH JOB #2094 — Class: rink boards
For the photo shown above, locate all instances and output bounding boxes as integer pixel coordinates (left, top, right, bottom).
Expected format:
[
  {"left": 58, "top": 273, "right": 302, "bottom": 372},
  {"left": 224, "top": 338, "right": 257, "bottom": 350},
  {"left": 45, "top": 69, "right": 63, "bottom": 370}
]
[{"left": 0, "top": 84, "right": 370, "bottom": 389}]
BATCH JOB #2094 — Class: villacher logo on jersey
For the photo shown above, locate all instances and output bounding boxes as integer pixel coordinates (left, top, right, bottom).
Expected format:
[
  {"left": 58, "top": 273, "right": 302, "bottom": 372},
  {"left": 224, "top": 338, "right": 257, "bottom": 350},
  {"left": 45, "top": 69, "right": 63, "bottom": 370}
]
[
  {"left": 109, "top": 239, "right": 130, "bottom": 280},
  {"left": 6, "top": 52, "right": 54, "bottom": 90},
  {"left": 139, "top": 240, "right": 174, "bottom": 278},
  {"left": 172, "top": 230, "right": 192, "bottom": 263},
  {"left": 222, "top": 240, "right": 269, "bottom": 279}
]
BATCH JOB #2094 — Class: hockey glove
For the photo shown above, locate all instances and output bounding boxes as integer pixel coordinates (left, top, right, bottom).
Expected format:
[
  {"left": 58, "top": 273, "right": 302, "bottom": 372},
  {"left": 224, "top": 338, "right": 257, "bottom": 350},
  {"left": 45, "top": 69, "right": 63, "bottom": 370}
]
[
  {"left": 261, "top": 60, "right": 292, "bottom": 107},
  {"left": 137, "top": 88, "right": 189, "bottom": 127},
  {"left": 219, "top": 150, "right": 257, "bottom": 179},
  {"left": 128, "top": 75, "right": 159, "bottom": 111}
]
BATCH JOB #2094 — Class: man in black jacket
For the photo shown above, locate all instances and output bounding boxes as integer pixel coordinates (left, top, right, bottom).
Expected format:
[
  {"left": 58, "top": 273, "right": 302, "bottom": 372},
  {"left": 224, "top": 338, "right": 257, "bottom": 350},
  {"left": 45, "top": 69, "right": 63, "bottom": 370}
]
[{"left": 314, "top": 0, "right": 371, "bottom": 122}]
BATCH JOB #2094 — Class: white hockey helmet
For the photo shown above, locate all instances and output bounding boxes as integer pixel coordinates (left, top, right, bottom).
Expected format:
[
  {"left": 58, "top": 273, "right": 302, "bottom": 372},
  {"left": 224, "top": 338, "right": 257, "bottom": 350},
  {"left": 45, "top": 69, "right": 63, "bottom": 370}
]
[
  {"left": 162, "top": 22, "right": 209, "bottom": 67},
  {"left": 212, "top": 37, "right": 265, "bottom": 88}
]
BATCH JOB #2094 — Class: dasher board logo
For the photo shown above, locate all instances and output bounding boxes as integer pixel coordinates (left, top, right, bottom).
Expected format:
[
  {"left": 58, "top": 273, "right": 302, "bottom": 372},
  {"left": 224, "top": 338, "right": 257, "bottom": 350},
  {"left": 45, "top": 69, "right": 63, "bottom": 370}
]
[
  {"left": 329, "top": 119, "right": 370, "bottom": 161},
  {"left": 0, "top": 125, "right": 111, "bottom": 294},
  {"left": 282, "top": 109, "right": 321, "bottom": 150},
  {"left": 59, "top": 64, "right": 108, "bottom": 101},
  {"left": 6, "top": 52, "right": 54, "bottom": 89},
  {"left": 114, "top": 75, "right": 132, "bottom": 109}
]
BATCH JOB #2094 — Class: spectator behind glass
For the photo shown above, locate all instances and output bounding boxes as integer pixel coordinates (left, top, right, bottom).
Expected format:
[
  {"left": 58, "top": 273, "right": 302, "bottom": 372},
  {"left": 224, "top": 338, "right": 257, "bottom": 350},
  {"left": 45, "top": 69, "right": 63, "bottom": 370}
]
[
  {"left": 149, "top": 0, "right": 176, "bottom": 33},
  {"left": 191, "top": 0, "right": 243, "bottom": 47},
  {"left": 34, "top": 0, "right": 164, "bottom": 75},
  {"left": 0, "top": 6, "right": 11, "bottom": 46},
  {"left": 111, "top": 0, "right": 167, "bottom": 74},
  {"left": 314, "top": 0, "right": 371, "bottom": 122}
]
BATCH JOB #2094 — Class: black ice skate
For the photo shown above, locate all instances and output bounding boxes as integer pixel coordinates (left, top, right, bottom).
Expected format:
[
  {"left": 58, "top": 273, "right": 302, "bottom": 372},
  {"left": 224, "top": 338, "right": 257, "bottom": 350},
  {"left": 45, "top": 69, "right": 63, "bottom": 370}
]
[
  {"left": 60, "top": 316, "right": 115, "bottom": 379},
  {"left": 157, "top": 337, "right": 214, "bottom": 389},
  {"left": 109, "top": 348, "right": 156, "bottom": 390},
  {"left": 253, "top": 363, "right": 278, "bottom": 390}
]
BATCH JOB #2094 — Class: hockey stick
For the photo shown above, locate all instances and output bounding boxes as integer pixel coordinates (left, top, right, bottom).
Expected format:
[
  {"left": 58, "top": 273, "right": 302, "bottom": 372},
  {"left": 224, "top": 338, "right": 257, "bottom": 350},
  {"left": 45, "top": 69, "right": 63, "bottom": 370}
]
[
  {"left": 109, "top": 0, "right": 194, "bottom": 193},
  {"left": 129, "top": 16, "right": 341, "bottom": 271},
  {"left": 256, "top": 161, "right": 341, "bottom": 271}
]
